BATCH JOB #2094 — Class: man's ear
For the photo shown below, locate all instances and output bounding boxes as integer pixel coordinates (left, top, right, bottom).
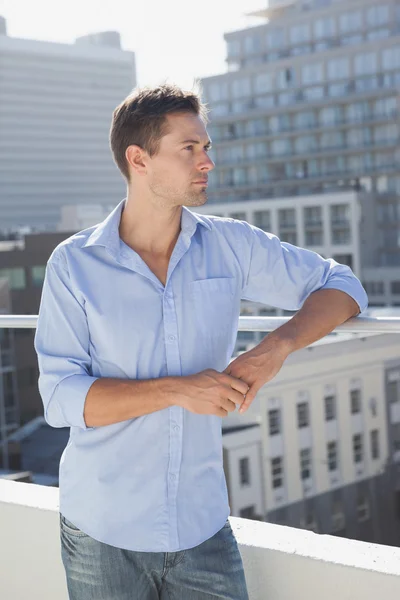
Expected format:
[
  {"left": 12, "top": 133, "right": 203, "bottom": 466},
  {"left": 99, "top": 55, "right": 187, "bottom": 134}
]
[{"left": 125, "top": 145, "right": 148, "bottom": 176}]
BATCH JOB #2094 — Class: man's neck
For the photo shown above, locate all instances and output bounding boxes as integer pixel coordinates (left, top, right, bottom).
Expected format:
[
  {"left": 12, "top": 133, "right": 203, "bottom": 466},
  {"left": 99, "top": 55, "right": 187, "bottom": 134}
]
[{"left": 118, "top": 192, "right": 183, "bottom": 258}]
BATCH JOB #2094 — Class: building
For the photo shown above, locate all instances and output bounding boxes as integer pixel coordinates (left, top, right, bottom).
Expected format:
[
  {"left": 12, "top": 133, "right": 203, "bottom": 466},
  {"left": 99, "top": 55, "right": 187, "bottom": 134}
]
[
  {"left": 199, "top": 0, "right": 400, "bottom": 300},
  {"left": 0, "top": 277, "right": 19, "bottom": 469},
  {"left": 0, "top": 17, "right": 135, "bottom": 232},
  {"left": 222, "top": 327, "right": 400, "bottom": 546},
  {"left": 57, "top": 203, "right": 115, "bottom": 232},
  {"left": 0, "top": 231, "right": 74, "bottom": 425}
]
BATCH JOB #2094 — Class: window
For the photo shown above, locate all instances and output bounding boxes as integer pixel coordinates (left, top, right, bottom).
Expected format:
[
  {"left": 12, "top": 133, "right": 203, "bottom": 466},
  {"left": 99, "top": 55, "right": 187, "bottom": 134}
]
[
  {"left": 305, "top": 231, "right": 323, "bottom": 246},
  {"left": 391, "top": 281, "right": 400, "bottom": 295},
  {"left": 339, "top": 11, "right": 362, "bottom": 34},
  {"left": 303, "top": 86, "right": 324, "bottom": 100},
  {"left": 279, "top": 208, "right": 296, "bottom": 228},
  {"left": 268, "top": 408, "right": 281, "bottom": 435},
  {"left": 393, "top": 423, "right": 400, "bottom": 453},
  {"left": 231, "top": 77, "right": 251, "bottom": 99},
  {"left": 227, "top": 39, "right": 241, "bottom": 57},
  {"left": 281, "top": 231, "right": 298, "bottom": 245},
  {"left": 333, "top": 254, "right": 353, "bottom": 269},
  {"left": 388, "top": 377, "right": 400, "bottom": 403},
  {"left": 297, "top": 402, "right": 309, "bottom": 428},
  {"left": 233, "top": 168, "right": 246, "bottom": 185},
  {"left": 327, "top": 441, "right": 338, "bottom": 471},
  {"left": 355, "top": 53, "right": 377, "bottom": 76},
  {"left": 332, "top": 230, "right": 351, "bottom": 245},
  {"left": 353, "top": 434, "right": 363, "bottom": 463},
  {"left": 325, "top": 395, "right": 336, "bottom": 421},
  {"left": 314, "top": 16, "right": 335, "bottom": 39},
  {"left": 244, "top": 35, "right": 261, "bottom": 55},
  {"left": 330, "top": 204, "right": 350, "bottom": 225},
  {"left": 254, "top": 73, "right": 272, "bottom": 94},
  {"left": 350, "top": 389, "right": 361, "bottom": 414},
  {"left": 356, "top": 491, "right": 370, "bottom": 522},
  {"left": 302, "top": 63, "right": 323, "bottom": 85},
  {"left": 304, "top": 206, "right": 322, "bottom": 227},
  {"left": 321, "top": 130, "right": 344, "bottom": 149},
  {"left": 294, "top": 135, "right": 317, "bottom": 153},
  {"left": 294, "top": 110, "right": 316, "bottom": 129},
  {"left": 277, "top": 67, "right": 295, "bottom": 90},
  {"left": 267, "top": 28, "right": 285, "bottom": 49},
  {"left": 240, "top": 505, "right": 256, "bottom": 519},
  {"left": 31, "top": 265, "right": 46, "bottom": 287},
  {"left": 290, "top": 22, "right": 310, "bottom": 44},
  {"left": 331, "top": 492, "right": 345, "bottom": 533},
  {"left": 271, "top": 138, "right": 291, "bottom": 156},
  {"left": 327, "top": 57, "right": 349, "bottom": 80},
  {"left": 371, "top": 430, "right": 380, "bottom": 460},
  {"left": 0, "top": 268, "right": 26, "bottom": 290},
  {"left": 239, "top": 457, "right": 250, "bottom": 486},
  {"left": 230, "top": 212, "right": 246, "bottom": 221},
  {"left": 300, "top": 448, "right": 312, "bottom": 480},
  {"left": 367, "top": 5, "right": 389, "bottom": 27},
  {"left": 271, "top": 457, "right": 283, "bottom": 489},
  {"left": 208, "top": 81, "right": 229, "bottom": 102},
  {"left": 254, "top": 210, "right": 271, "bottom": 231},
  {"left": 382, "top": 47, "right": 400, "bottom": 70},
  {"left": 246, "top": 142, "right": 267, "bottom": 160}
]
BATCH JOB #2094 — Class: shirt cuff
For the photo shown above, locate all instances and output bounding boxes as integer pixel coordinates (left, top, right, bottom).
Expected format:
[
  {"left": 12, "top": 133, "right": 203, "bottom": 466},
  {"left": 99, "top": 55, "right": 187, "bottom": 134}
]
[
  {"left": 321, "top": 281, "right": 369, "bottom": 314},
  {"left": 54, "top": 374, "right": 99, "bottom": 430}
]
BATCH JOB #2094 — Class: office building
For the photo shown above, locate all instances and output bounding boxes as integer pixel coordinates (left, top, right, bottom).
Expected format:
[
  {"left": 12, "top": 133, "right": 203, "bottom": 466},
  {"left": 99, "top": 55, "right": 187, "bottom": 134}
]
[
  {"left": 0, "top": 19, "right": 135, "bottom": 231},
  {"left": 199, "top": 0, "right": 400, "bottom": 300}
]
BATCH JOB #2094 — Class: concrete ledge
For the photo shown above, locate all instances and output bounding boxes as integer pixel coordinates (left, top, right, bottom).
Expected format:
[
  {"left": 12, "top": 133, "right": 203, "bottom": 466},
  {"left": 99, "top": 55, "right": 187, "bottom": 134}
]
[{"left": 1, "top": 480, "right": 400, "bottom": 600}]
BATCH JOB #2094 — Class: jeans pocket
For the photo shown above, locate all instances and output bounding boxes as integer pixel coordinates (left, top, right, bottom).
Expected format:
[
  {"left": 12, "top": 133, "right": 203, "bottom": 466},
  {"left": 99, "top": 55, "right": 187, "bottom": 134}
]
[{"left": 60, "top": 513, "right": 88, "bottom": 537}]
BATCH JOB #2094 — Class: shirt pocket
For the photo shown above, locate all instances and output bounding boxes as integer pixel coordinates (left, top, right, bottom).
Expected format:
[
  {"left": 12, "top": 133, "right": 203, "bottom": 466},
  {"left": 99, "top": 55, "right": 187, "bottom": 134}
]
[{"left": 189, "top": 277, "right": 236, "bottom": 338}]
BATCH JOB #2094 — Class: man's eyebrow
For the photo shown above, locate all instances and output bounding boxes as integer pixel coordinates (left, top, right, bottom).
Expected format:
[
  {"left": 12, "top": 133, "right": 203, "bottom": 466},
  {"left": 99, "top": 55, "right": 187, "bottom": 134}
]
[{"left": 179, "top": 139, "right": 212, "bottom": 147}]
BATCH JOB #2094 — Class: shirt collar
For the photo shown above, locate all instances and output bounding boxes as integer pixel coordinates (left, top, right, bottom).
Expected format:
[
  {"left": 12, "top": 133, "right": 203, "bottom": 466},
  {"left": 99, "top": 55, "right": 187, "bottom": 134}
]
[{"left": 82, "top": 198, "right": 212, "bottom": 254}]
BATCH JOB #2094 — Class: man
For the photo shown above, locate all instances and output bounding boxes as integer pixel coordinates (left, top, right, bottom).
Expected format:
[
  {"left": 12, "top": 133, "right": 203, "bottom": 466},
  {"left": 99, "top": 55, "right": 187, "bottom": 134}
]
[{"left": 34, "top": 84, "right": 368, "bottom": 600}]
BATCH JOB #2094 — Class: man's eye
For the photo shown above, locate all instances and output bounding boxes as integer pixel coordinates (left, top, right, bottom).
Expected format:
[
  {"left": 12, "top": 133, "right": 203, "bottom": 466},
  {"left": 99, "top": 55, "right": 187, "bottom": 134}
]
[{"left": 184, "top": 145, "right": 193, "bottom": 151}]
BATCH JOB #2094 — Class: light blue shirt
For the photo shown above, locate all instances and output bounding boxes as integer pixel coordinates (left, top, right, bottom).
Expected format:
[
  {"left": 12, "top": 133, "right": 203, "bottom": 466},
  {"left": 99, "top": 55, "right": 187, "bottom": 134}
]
[{"left": 34, "top": 198, "right": 368, "bottom": 552}]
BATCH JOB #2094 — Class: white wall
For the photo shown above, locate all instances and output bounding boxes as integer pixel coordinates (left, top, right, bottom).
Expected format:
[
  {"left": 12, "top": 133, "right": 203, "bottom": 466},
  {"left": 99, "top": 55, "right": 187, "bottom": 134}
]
[
  {"left": 1, "top": 479, "right": 400, "bottom": 600},
  {"left": 250, "top": 333, "right": 399, "bottom": 510},
  {"left": 194, "top": 191, "right": 362, "bottom": 276}
]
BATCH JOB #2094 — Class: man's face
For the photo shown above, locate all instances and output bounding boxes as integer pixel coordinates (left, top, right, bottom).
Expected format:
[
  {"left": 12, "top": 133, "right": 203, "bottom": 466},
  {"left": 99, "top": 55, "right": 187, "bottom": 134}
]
[{"left": 145, "top": 112, "right": 215, "bottom": 208}]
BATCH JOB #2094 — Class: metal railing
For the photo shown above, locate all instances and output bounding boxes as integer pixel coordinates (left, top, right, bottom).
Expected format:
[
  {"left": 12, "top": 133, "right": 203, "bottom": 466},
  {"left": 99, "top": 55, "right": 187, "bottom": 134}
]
[
  {"left": 1, "top": 314, "right": 400, "bottom": 333},
  {"left": 0, "top": 313, "right": 399, "bottom": 469}
]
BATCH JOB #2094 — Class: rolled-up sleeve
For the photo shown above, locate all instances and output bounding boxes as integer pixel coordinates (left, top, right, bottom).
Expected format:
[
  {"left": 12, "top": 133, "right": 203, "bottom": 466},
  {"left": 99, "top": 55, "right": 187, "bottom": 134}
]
[
  {"left": 240, "top": 223, "right": 368, "bottom": 313},
  {"left": 34, "top": 250, "right": 99, "bottom": 429}
]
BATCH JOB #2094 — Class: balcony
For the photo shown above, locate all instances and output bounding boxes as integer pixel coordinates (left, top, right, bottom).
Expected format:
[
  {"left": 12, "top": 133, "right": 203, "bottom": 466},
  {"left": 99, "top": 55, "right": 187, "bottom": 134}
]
[
  {"left": 2, "top": 476, "right": 400, "bottom": 599},
  {"left": 1, "top": 315, "right": 400, "bottom": 598}
]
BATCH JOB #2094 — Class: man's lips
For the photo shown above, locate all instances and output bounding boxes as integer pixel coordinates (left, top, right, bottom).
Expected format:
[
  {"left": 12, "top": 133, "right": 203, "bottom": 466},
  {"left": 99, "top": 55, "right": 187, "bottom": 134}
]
[{"left": 192, "top": 180, "right": 208, "bottom": 186}]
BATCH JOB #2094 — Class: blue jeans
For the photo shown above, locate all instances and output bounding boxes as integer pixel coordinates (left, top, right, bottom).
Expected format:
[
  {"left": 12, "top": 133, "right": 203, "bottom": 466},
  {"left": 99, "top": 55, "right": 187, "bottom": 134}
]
[{"left": 60, "top": 513, "right": 249, "bottom": 600}]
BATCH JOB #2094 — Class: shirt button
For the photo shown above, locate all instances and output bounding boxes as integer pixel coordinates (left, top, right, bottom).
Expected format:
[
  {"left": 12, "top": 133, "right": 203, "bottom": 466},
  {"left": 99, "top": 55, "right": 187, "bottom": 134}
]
[
  {"left": 173, "top": 424, "right": 180, "bottom": 431},
  {"left": 170, "top": 473, "right": 176, "bottom": 480},
  {"left": 168, "top": 334, "right": 176, "bottom": 341}
]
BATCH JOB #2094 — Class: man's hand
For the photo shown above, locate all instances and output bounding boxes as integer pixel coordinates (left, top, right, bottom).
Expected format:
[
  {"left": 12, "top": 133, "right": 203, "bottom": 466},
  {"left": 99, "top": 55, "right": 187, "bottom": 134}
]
[
  {"left": 224, "top": 337, "right": 292, "bottom": 414},
  {"left": 174, "top": 369, "right": 250, "bottom": 417}
]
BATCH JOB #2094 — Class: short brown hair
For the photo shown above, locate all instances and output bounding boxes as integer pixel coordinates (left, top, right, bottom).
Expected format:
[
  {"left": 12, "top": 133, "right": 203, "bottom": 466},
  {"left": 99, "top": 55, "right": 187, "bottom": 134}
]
[{"left": 109, "top": 83, "right": 209, "bottom": 181}]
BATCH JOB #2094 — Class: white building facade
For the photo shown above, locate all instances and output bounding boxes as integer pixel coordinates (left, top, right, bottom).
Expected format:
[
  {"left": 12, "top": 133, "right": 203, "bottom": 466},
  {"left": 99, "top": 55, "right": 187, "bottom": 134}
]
[{"left": 223, "top": 331, "right": 400, "bottom": 546}]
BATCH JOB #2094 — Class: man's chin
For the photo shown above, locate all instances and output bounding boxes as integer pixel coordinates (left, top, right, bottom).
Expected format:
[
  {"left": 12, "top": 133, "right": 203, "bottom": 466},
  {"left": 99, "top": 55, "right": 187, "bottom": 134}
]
[{"left": 184, "top": 191, "right": 208, "bottom": 207}]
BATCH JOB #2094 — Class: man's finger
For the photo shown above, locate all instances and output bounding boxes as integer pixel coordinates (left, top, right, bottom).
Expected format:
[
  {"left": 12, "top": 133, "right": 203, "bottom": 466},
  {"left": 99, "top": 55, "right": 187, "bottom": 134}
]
[
  {"left": 238, "top": 386, "right": 257, "bottom": 413},
  {"left": 225, "top": 374, "right": 249, "bottom": 396}
]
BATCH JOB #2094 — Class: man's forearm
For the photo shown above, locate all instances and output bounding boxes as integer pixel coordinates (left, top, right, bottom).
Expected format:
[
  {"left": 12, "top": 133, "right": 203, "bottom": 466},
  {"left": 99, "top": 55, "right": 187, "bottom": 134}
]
[
  {"left": 84, "top": 376, "right": 176, "bottom": 427},
  {"left": 264, "top": 288, "right": 360, "bottom": 356}
]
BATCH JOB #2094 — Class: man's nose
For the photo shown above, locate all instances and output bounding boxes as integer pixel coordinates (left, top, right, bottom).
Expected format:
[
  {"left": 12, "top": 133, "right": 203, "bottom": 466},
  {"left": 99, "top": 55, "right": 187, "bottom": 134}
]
[{"left": 199, "top": 154, "right": 215, "bottom": 172}]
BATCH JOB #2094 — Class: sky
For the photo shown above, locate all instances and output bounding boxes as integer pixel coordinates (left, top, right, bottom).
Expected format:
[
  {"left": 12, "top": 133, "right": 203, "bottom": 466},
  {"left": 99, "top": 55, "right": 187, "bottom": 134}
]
[{"left": 0, "top": 0, "right": 264, "bottom": 88}]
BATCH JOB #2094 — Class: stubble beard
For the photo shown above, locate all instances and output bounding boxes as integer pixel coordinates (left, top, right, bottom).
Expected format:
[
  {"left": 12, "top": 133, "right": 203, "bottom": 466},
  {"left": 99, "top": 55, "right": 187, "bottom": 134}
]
[
  {"left": 150, "top": 179, "right": 208, "bottom": 208},
  {"left": 184, "top": 187, "right": 208, "bottom": 207}
]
